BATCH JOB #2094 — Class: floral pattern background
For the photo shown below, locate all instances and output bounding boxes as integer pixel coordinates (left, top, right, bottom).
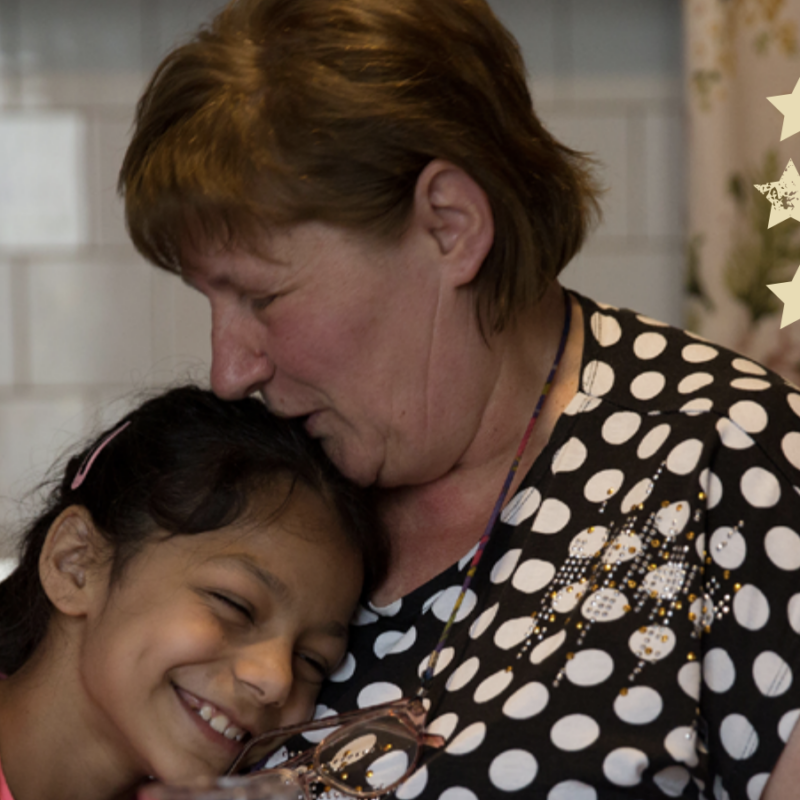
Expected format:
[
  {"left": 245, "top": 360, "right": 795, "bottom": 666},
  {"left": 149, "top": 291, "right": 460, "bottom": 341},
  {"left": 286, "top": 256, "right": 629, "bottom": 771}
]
[{"left": 686, "top": 0, "right": 800, "bottom": 382}]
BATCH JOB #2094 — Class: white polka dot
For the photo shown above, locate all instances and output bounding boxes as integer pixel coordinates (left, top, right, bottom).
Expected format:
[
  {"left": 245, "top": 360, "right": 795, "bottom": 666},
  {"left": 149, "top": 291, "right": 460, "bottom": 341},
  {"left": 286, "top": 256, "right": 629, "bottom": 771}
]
[
  {"left": 503, "top": 682, "right": 549, "bottom": 720},
  {"left": 720, "top": 714, "right": 759, "bottom": 759},
  {"left": 613, "top": 685, "right": 663, "bottom": 724},
  {"left": 666, "top": 439, "right": 703, "bottom": 475},
  {"left": 778, "top": 708, "right": 800, "bottom": 743},
  {"left": 474, "top": 669, "right": 514, "bottom": 703},
  {"left": 654, "top": 766, "right": 691, "bottom": 797},
  {"left": 531, "top": 498, "right": 571, "bottom": 534},
  {"left": 747, "top": 773, "right": 770, "bottom": 800},
  {"left": 642, "top": 562, "right": 687, "bottom": 599},
  {"left": 732, "top": 378, "right": 771, "bottom": 391},
  {"left": 628, "top": 625, "right": 676, "bottom": 662},
  {"left": 729, "top": 400, "right": 768, "bottom": 433},
  {"left": 699, "top": 468, "right": 723, "bottom": 508},
  {"left": 782, "top": 431, "right": 800, "bottom": 471},
  {"left": 469, "top": 603, "right": 499, "bottom": 639},
  {"left": 501, "top": 488, "right": 541, "bottom": 525},
  {"left": 303, "top": 706, "right": 339, "bottom": 743},
  {"left": 733, "top": 358, "right": 767, "bottom": 375},
  {"left": 584, "top": 468, "right": 625, "bottom": 503},
  {"left": 357, "top": 682, "right": 403, "bottom": 708},
  {"left": 681, "top": 397, "right": 714, "bottom": 415},
  {"left": 426, "top": 712, "right": 459, "bottom": 741},
  {"left": 630, "top": 371, "right": 666, "bottom": 400},
  {"left": 446, "top": 657, "right": 481, "bottom": 692},
  {"left": 583, "top": 360, "right": 615, "bottom": 396},
  {"left": 664, "top": 726, "right": 699, "bottom": 766},
  {"left": 616, "top": 479, "right": 649, "bottom": 514},
  {"left": 683, "top": 343, "right": 719, "bottom": 363},
  {"left": 550, "top": 714, "right": 600, "bottom": 751},
  {"left": 530, "top": 629, "right": 567, "bottom": 664},
  {"left": 765, "top": 526, "right": 800, "bottom": 570},
  {"left": 678, "top": 372, "right": 714, "bottom": 394},
  {"left": 703, "top": 648, "right": 736, "bottom": 692},
  {"left": 547, "top": 781, "right": 597, "bottom": 800},
  {"left": 458, "top": 541, "right": 479, "bottom": 570},
  {"left": 370, "top": 598, "right": 402, "bottom": 617},
  {"left": 717, "top": 417, "right": 755, "bottom": 450},
  {"left": 395, "top": 766, "right": 428, "bottom": 799},
  {"left": 564, "top": 649, "right": 614, "bottom": 687},
  {"left": 582, "top": 588, "right": 630, "bottom": 623},
  {"left": 432, "top": 587, "right": 477, "bottom": 623},
  {"left": 709, "top": 526, "right": 746, "bottom": 569},
  {"left": 491, "top": 549, "right": 521, "bottom": 584},
  {"left": 789, "top": 393, "right": 800, "bottom": 418},
  {"left": 678, "top": 661, "right": 701, "bottom": 701},
  {"left": 638, "top": 424, "right": 672, "bottom": 460},
  {"left": 734, "top": 585, "right": 770, "bottom": 630},
  {"left": 552, "top": 437, "right": 588, "bottom": 473},
  {"left": 495, "top": 616, "right": 533, "bottom": 650},
  {"left": 437, "top": 788, "right": 478, "bottom": 800},
  {"left": 551, "top": 582, "right": 589, "bottom": 613},
  {"left": 741, "top": 466, "right": 781, "bottom": 507},
  {"left": 592, "top": 312, "right": 622, "bottom": 346},
  {"left": 603, "top": 747, "right": 648, "bottom": 787},
  {"left": 602, "top": 531, "right": 643, "bottom": 563},
  {"left": 564, "top": 392, "right": 603, "bottom": 415},
  {"left": 445, "top": 722, "right": 486, "bottom": 755},
  {"left": 329, "top": 652, "right": 356, "bottom": 682},
  {"left": 374, "top": 627, "right": 417, "bottom": 658},
  {"left": 602, "top": 412, "right": 642, "bottom": 445},
  {"left": 353, "top": 606, "right": 379, "bottom": 625},
  {"left": 417, "top": 647, "right": 454, "bottom": 678},
  {"left": 489, "top": 750, "right": 537, "bottom": 791},
  {"left": 788, "top": 594, "right": 800, "bottom": 634},
  {"left": 655, "top": 500, "right": 690, "bottom": 538},
  {"left": 753, "top": 651, "right": 792, "bottom": 697},
  {"left": 634, "top": 331, "right": 667, "bottom": 359},
  {"left": 569, "top": 526, "right": 609, "bottom": 558},
  {"left": 512, "top": 559, "right": 556, "bottom": 594}
]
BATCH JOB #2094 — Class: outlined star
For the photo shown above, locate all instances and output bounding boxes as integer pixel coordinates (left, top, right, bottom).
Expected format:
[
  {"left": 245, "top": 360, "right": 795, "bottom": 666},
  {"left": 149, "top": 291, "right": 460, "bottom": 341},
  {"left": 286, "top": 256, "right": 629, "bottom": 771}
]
[
  {"left": 768, "top": 76, "right": 800, "bottom": 141},
  {"left": 755, "top": 159, "right": 800, "bottom": 228},
  {"left": 768, "top": 265, "right": 800, "bottom": 328}
]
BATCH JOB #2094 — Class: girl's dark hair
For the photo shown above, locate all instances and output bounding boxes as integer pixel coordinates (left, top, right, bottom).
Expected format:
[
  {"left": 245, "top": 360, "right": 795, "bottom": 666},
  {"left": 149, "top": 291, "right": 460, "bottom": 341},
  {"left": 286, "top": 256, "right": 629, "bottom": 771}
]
[{"left": 0, "top": 385, "right": 388, "bottom": 675}]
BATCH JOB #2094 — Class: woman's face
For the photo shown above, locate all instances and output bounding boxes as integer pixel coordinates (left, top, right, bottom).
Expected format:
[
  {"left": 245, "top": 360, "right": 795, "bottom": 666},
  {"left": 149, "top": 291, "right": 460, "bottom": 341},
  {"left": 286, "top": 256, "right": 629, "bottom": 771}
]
[
  {"left": 78, "top": 483, "right": 362, "bottom": 785},
  {"left": 182, "top": 221, "right": 495, "bottom": 488}
]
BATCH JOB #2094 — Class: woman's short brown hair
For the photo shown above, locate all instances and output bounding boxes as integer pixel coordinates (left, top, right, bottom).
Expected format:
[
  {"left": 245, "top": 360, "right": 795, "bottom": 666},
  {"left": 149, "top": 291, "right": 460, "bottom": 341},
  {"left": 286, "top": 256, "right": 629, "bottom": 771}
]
[{"left": 120, "top": 0, "right": 601, "bottom": 332}]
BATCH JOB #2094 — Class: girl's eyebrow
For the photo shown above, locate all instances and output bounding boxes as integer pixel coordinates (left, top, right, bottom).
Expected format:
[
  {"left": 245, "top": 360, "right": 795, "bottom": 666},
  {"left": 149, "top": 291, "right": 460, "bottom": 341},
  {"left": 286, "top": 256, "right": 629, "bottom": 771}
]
[{"left": 210, "top": 554, "right": 291, "bottom": 603}]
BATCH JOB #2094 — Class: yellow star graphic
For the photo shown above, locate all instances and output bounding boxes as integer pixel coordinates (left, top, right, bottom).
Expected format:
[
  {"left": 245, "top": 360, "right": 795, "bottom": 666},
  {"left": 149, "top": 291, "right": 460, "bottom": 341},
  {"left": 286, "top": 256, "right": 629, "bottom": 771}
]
[
  {"left": 768, "top": 265, "right": 800, "bottom": 328},
  {"left": 755, "top": 159, "right": 800, "bottom": 228},
  {"left": 768, "top": 76, "right": 800, "bottom": 141}
]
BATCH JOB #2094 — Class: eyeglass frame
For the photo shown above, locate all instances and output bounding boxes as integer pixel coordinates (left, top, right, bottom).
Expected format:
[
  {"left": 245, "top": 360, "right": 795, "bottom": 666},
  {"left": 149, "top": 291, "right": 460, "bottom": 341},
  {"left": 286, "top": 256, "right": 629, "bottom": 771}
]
[{"left": 224, "top": 696, "right": 445, "bottom": 798}]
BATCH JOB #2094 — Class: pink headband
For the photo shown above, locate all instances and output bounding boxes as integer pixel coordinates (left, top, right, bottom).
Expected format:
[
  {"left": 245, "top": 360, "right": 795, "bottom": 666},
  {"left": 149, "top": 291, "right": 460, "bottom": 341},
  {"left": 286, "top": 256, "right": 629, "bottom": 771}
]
[{"left": 71, "top": 421, "right": 131, "bottom": 490}]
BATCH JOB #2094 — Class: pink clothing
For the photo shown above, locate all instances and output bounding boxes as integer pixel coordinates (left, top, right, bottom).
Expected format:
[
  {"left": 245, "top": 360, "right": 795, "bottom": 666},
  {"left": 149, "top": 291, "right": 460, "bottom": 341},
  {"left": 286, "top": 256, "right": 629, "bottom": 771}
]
[{"left": 0, "top": 758, "right": 14, "bottom": 800}]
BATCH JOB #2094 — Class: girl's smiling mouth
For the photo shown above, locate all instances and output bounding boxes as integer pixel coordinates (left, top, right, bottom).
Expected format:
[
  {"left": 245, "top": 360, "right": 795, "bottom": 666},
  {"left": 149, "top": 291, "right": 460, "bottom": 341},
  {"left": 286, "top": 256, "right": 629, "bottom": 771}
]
[{"left": 173, "top": 685, "right": 251, "bottom": 747}]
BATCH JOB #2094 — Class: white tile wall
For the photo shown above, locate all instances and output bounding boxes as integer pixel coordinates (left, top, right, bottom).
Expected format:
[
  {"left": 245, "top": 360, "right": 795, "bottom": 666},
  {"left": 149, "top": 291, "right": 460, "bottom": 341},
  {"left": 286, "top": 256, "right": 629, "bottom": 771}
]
[{"left": 0, "top": 0, "right": 686, "bottom": 552}]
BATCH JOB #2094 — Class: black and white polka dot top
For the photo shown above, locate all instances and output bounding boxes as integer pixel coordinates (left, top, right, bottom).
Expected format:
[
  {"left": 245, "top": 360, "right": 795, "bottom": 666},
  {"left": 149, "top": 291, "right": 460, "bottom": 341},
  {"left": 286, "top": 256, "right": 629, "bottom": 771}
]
[{"left": 307, "top": 293, "right": 800, "bottom": 799}]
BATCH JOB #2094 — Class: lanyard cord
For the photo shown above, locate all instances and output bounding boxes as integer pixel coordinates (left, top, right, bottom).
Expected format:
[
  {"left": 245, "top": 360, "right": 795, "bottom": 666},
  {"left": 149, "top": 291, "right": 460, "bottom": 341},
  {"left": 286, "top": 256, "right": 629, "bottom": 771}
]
[{"left": 419, "top": 288, "right": 573, "bottom": 694}]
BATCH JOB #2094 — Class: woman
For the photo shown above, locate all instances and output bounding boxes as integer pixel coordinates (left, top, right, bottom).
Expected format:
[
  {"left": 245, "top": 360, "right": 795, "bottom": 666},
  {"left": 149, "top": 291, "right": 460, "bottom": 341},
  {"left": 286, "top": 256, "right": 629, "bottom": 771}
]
[{"left": 119, "top": 0, "right": 800, "bottom": 797}]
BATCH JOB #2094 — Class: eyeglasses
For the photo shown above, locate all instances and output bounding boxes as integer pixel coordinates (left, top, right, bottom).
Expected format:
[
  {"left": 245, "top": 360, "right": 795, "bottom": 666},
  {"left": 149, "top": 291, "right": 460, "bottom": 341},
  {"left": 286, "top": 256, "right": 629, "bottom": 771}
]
[{"left": 138, "top": 698, "right": 445, "bottom": 800}]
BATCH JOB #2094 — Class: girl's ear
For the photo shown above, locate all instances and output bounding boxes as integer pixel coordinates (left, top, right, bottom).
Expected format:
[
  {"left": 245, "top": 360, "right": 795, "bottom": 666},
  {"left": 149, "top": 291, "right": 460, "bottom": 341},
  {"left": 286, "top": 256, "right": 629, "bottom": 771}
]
[{"left": 39, "top": 505, "right": 109, "bottom": 616}]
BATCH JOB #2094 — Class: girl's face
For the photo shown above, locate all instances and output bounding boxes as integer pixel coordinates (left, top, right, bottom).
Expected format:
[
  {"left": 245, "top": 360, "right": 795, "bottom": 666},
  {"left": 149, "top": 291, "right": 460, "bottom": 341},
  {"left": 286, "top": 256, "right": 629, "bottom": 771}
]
[{"left": 76, "top": 483, "right": 362, "bottom": 786}]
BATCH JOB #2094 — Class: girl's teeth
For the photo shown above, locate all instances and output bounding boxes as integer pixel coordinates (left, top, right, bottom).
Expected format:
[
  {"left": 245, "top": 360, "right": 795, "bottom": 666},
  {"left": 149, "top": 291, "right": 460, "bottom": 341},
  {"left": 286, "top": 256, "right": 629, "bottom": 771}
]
[
  {"left": 210, "top": 714, "right": 230, "bottom": 734},
  {"left": 199, "top": 704, "right": 214, "bottom": 722},
  {"left": 189, "top": 697, "right": 246, "bottom": 741}
]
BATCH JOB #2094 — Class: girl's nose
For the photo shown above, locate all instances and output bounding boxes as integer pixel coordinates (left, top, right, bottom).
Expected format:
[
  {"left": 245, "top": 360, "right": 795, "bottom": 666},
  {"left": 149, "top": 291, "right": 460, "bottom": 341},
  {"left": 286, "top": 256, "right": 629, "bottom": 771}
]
[
  {"left": 209, "top": 303, "right": 275, "bottom": 400},
  {"left": 233, "top": 640, "right": 294, "bottom": 708}
]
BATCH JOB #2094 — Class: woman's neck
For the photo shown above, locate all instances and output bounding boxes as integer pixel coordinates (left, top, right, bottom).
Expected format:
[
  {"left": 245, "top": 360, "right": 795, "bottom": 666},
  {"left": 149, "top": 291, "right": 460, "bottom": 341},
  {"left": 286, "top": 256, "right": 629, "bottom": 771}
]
[
  {"left": 372, "top": 288, "right": 584, "bottom": 606},
  {"left": 0, "top": 632, "right": 141, "bottom": 800}
]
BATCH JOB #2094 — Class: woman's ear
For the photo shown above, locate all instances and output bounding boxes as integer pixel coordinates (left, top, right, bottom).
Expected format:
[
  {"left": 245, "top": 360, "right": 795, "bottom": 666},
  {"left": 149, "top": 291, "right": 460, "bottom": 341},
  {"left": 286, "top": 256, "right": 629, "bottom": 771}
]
[
  {"left": 39, "top": 505, "right": 109, "bottom": 617},
  {"left": 412, "top": 159, "right": 495, "bottom": 287}
]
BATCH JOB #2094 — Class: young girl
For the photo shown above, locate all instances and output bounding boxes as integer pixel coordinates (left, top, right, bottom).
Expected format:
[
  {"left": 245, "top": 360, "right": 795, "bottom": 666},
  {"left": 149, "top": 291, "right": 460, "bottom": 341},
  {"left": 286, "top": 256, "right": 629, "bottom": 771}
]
[{"left": 0, "top": 386, "right": 387, "bottom": 800}]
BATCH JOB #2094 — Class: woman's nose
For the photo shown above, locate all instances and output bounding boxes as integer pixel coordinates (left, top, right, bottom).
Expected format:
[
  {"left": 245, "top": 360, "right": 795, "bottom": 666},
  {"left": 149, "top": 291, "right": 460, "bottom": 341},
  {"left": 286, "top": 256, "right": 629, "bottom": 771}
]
[
  {"left": 233, "top": 641, "right": 294, "bottom": 707},
  {"left": 209, "top": 304, "right": 275, "bottom": 400}
]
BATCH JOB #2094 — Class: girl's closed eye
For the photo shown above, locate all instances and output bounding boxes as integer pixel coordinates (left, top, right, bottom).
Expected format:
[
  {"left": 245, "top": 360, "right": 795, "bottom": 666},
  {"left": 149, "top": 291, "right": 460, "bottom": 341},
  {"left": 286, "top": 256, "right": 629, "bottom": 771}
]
[
  {"left": 207, "top": 591, "right": 255, "bottom": 623},
  {"left": 294, "top": 652, "right": 331, "bottom": 684}
]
